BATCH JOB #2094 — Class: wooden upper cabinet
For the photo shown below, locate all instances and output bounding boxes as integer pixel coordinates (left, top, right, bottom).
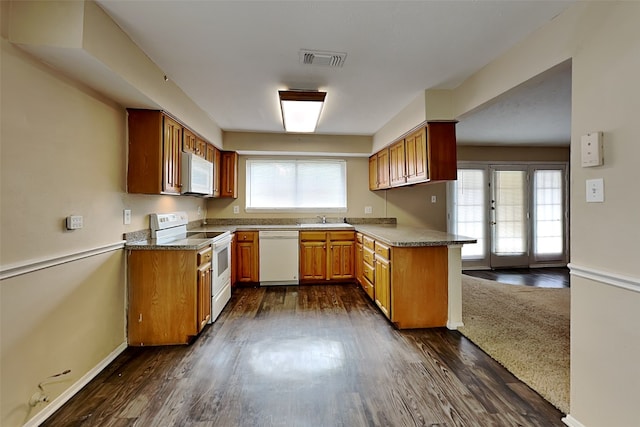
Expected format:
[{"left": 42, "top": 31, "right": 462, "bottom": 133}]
[
  {"left": 220, "top": 151, "right": 238, "bottom": 198},
  {"left": 195, "top": 138, "right": 206, "bottom": 158},
  {"left": 183, "top": 128, "right": 197, "bottom": 155},
  {"left": 204, "top": 144, "right": 221, "bottom": 197},
  {"left": 377, "top": 148, "right": 390, "bottom": 189},
  {"left": 128, "top": 109, "right": 182, "bottom": 195},
  {"left": 425, "top": 121, "right": 457, "bottom": 182},
  {"left": 368, "top": 121, "right": 457, "bottom": 190},
  {"left": 212, "top": 146, "right": 221, "bottom": 197},
  {"left": 162, "top": 116, "right": 183, "bottom": 194},
  {"left": 389, "top": 139, "right": 407, "bottom": 187},
  {"left": 405, "top": 127, "right": 428, "bottom": 184},
  {"left": 368, "top": 155, "right": 378, "bottom": 190},
  {"left": 369, "top": 148, "right": 390, "bottom": 190}
]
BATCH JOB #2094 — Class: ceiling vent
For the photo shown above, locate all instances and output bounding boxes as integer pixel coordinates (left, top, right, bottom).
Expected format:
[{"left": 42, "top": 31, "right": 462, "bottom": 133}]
[{"left": 299, "top": 50, "right": 347, "bottom": 68}]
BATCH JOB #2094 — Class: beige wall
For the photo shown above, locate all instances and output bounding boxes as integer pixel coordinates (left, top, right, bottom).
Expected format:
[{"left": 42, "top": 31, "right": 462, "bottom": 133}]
[
  {"left": 568, "top": 3, "right": 640, "bottom": 426},
  {"left": 0, "top": 22, "right": 206, "bottom": 426}
]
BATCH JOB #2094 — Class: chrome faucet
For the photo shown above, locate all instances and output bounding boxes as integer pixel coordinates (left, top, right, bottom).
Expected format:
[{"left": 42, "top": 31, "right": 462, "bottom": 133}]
[{"left": 317, "top": 215, "right": 326, "bottom": 224}]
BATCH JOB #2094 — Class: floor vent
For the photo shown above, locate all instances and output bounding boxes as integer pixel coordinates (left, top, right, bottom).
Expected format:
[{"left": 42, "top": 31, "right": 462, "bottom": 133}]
[{"left": 299, "top": 50, "right": 347, "bottom": 68}]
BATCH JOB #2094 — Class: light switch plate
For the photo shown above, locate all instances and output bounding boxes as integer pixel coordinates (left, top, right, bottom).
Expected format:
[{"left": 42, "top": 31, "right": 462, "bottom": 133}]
[{"left": 586, "top": 178, "right": 604, "bottom": 202}]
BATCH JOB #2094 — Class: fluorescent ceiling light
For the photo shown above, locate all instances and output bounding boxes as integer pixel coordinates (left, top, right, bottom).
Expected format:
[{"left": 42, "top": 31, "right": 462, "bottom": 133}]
[{"left": 279, "top": 90, "right": 326, "bottom": 133}]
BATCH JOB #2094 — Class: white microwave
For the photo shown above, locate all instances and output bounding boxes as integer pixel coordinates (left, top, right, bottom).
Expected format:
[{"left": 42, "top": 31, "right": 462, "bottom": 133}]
[{"left": 181, "top": 152, "right": 213, "bottom": 196}]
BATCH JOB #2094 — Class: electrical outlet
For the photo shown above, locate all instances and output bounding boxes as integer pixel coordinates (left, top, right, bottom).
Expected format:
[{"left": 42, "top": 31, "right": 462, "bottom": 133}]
[
  {"left": 431, "top": 195, "right": 437, "bottom": 203},
  {"left": 233, "top": 206, "right": 240, "bottom": 214},
  {"left": 123, "top": 209, "right": 131, "bottom": 225},
  {"left": 66, "top": 215, "right": 83, "bottom": 230},
  {"left": 364, "top": 206, "right": 372, "bottom": 214}
]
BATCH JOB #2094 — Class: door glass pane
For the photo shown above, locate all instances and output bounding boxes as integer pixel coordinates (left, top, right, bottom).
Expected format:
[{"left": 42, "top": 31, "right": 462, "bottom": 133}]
[
  {"left": 455, "top": 169, "right": 485, "bottom": 259},
  {"left": 493, "top": 170, "right": 527, "bottom": 255},
  {"left": 534, "top": 170, "right": 564, "bottom": 255}
]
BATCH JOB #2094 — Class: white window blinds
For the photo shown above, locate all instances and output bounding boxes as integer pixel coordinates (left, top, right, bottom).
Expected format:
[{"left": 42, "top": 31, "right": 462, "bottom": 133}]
[{"left": 246, "top": 159, "right": 347, "bottom": 211}]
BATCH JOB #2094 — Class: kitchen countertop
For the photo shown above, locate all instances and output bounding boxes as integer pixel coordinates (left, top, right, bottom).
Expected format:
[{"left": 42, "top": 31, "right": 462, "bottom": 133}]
[
  {"left": 353, "top": 224, "right": 476, "bottom": 247},
  {"left": 125, "top": 223, "right": 474, "bottom": 250}
]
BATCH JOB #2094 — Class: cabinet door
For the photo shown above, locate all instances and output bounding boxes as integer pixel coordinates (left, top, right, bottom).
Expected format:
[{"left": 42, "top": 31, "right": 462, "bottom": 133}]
[
  {"left": 389, "top": 140, "right": 407, "bottom": 186},
  {"left": 377, "top": 149, "right": 390, "bottom": 189},
  {"left": 163, "top": 116, "right": 182, "bottom": 194},
  {"left": 183, "top": 128, "right": 197, "bottom": 154},
  {"left": 329, "top": 241, "right": 355, "bottom": 280},
  {"left": 220, "top": 151, "right": 238, "bottom": 198},
  {"left": 236, "top": 232, "right": 258, "bottom": 283},
  {"left": 369, "top": 155, "right": 379, "bottom": 190},
  {"left": 300, "top": 241, "right": 326, "bottom": 280},
  {"left": 196, "top": 137, "right": 207, "bottom": 158},
  {"left": 197, "top": 263, "right": 212, "bottom": 331},
  {"left": 374, "top": 256, "right": 391, "bottom": 318},
  {"left": 212, "top": 146, "right": 221, "bottom": 197},
  {"left": 406, "top": 128, "right": 428, "bottom": 184}
]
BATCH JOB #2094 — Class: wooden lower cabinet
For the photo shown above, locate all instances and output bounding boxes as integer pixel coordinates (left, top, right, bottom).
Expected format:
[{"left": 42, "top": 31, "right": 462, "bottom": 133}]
[
  {"left": 300, "top": 240, "right": 326, "bottom": 280},
  {"left": 236, "top": 231, "right": 259, "bottom": 283},
  {"left": 360, "top": 233, "right": 448, "bottom": 329},
  {"left": 355, "top": 235, "right": 364, "bottom": 286},
  {"left": 127, "top": 247, "right": 212, "bottom": 346},
  {"left": 374, "top": 254, "right": 390, "bottom": 317},
  {"left": 329, "top": 240, "right": 355, "bottom": 280},
  {"left": 299, "top": 231, "right": 355, "bottom": 283}
]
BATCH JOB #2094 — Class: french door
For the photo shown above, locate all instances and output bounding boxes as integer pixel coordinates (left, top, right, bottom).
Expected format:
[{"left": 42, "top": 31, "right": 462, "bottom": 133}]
[{"left": 449, "top": 163, "right": 568, "bottom": 269}]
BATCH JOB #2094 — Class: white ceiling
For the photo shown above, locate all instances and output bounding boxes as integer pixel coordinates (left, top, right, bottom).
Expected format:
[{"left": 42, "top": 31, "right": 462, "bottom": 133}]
[{"left": 96, "top": 0, "right": 573, "bottom": 145}]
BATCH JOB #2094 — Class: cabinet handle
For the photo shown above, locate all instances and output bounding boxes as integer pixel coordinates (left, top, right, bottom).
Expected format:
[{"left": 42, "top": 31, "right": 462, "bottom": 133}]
[{"left": 138, "top": 313, "right": 143, "bottom": 323}]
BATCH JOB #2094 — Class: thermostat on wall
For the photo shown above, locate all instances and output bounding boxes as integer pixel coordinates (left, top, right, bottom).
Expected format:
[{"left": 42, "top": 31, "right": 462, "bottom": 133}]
[{"left": 581, "top": 132, "right": 603, "bottom": 167}]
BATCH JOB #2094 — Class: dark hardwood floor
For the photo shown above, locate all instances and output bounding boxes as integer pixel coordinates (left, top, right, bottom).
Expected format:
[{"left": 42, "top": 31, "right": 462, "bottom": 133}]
[
  {"left": 43, "top": 284, "right": 565, "bottom": 426},
  {"left": 464, "top": 267, "right": 570, "bottom": 288}
]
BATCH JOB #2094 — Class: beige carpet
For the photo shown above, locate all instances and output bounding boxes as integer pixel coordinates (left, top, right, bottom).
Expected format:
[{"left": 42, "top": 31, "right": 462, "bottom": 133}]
[{"left": 458, "top": 275, "right": 570, "bottom": 414}]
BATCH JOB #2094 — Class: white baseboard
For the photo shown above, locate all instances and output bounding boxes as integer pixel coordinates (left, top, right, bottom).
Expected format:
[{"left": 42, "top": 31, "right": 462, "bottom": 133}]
[
  {"left": 562, "top": 414, "right": 587, "bottom": 427},
  {"left": 24, "top": 342, "right": 127, "bottom": 427},
  {"left": 447, "top": 320, "right": 464, "bottom": 330}
]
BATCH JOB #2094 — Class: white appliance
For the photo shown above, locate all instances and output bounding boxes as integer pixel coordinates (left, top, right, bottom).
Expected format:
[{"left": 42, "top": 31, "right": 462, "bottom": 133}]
[
  {"left": 148, "top": 212, "right": 231, "bottom": 324},
  {"left": 259, "top": 230, "right": 299, "bottom": 286},
  {"left": 210, "top": 232, "right": 232, "bottom": 323},
  {"left": 181, "top": 152, "right": 213, "bottom": 196}
]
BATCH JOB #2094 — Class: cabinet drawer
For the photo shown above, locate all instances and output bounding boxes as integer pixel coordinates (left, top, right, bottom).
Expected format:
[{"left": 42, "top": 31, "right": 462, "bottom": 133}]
[
  {"left": 197, "top": 246, "right": 212, "bottom": 266},
  {"left": 356, "top": 232, "right": 363, "bottom": 243},
  {"left": 363, "top": 247, "right": 375, "bottom": 266},
  {"left": 363, "top": 262, "right": 375, "bottom": 283},
  {"left": 300, "top": 231, "right": 327, "bottom": 241},
  {"left": 236, "top": 231, "right": 257, "bottom": 242},
  {"left": 374, "top": 242, "right": 390, "bottom": 260},
  {"left": 363, "top": 235, "right": 375, "bottom": 250},
  {"left": 328, "top": 231, "right": 355, "bottom": 241}
]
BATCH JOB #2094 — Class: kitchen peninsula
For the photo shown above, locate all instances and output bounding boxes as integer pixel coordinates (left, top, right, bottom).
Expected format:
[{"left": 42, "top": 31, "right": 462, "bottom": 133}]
[{"left": 126, "top": 219, "right": 475, "bottom": 334}]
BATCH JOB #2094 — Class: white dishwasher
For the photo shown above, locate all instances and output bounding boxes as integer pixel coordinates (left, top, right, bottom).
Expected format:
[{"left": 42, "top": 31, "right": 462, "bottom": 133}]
[{"left": 259, "top": 230, "right": 299, "bottom": 286}]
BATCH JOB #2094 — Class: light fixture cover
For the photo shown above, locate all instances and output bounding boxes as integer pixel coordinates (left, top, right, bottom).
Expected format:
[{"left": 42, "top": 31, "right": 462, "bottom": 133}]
[{"left": 279, "top": 90, "right": 326, "bottom": 133}]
